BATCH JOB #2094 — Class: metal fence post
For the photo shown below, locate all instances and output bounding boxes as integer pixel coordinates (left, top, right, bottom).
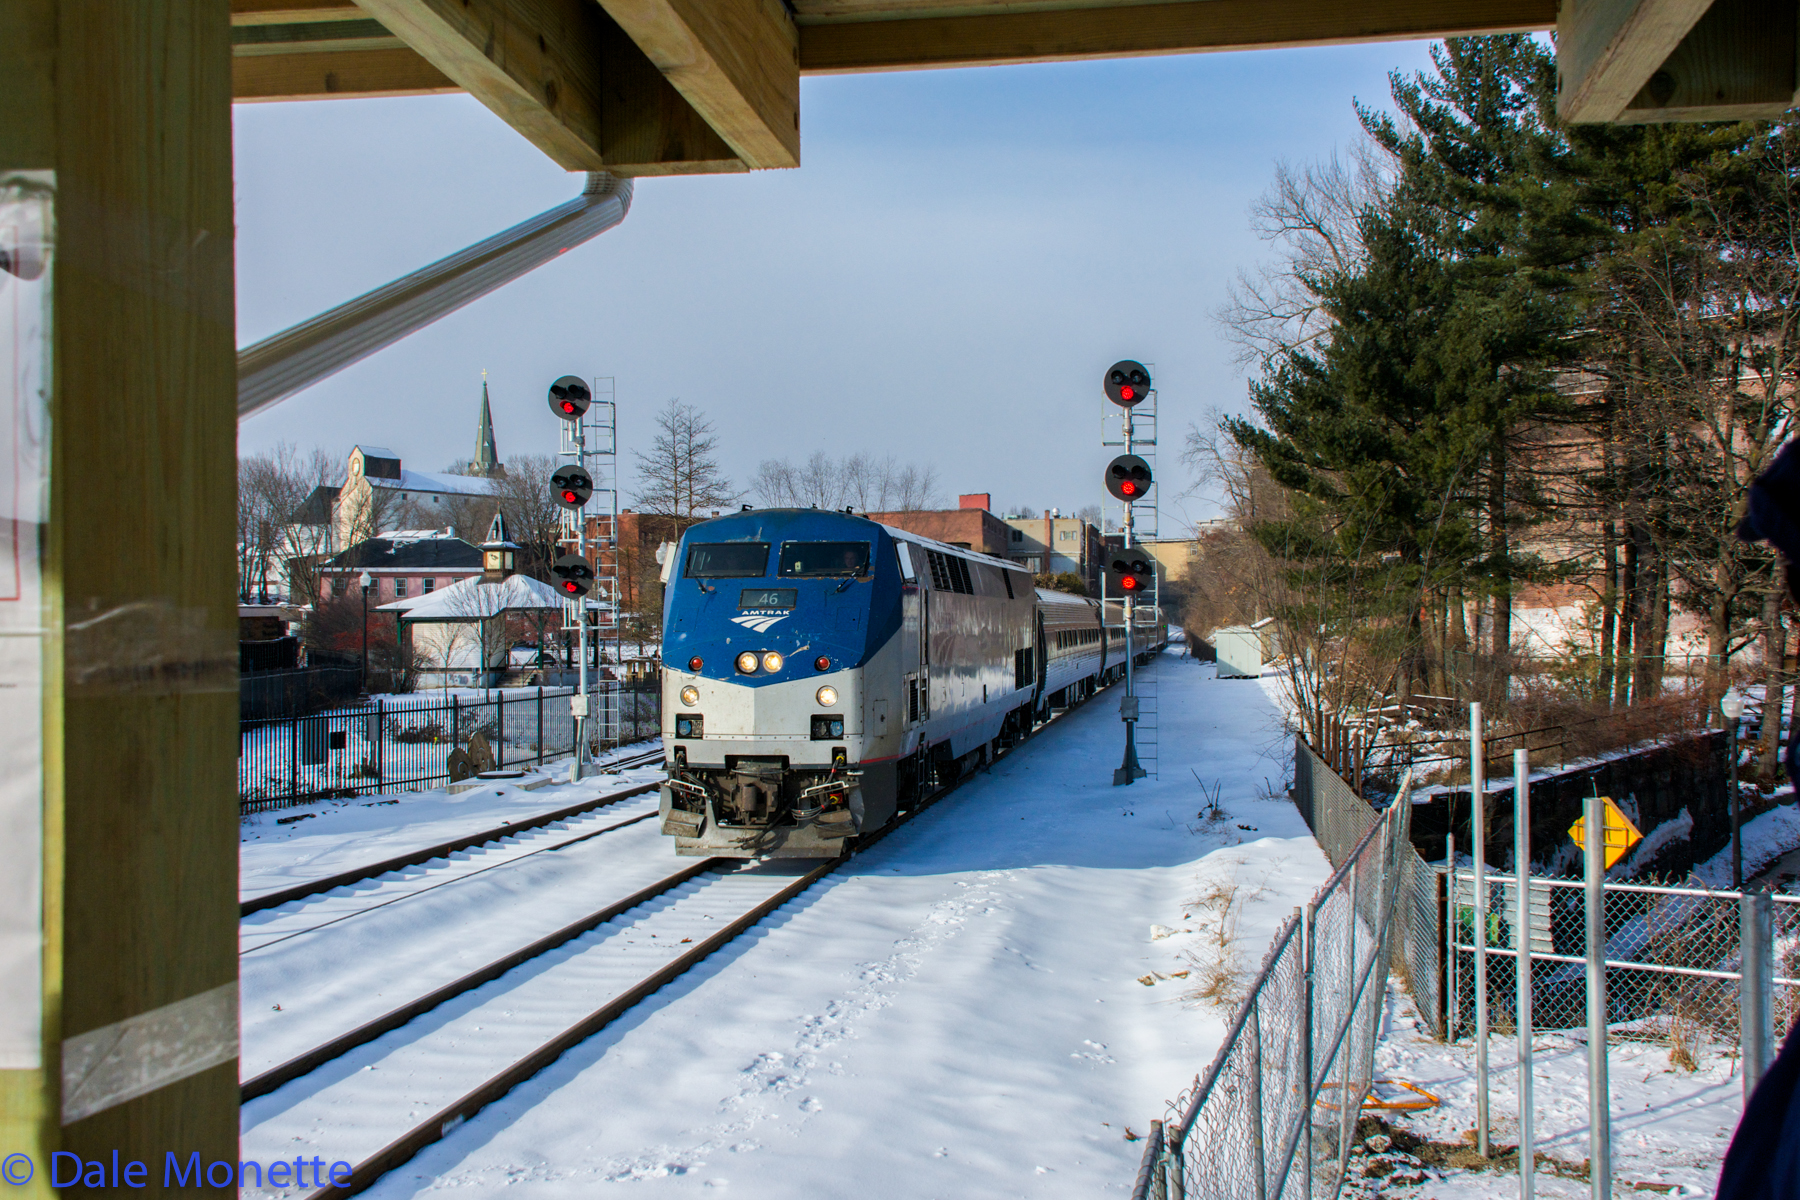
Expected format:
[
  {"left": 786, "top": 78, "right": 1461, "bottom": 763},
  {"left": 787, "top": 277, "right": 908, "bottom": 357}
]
[
  {"left": 1446, "top": 831, "right": 1457, "bottom": 1042},
  {"left": 1514, "top": 748, "right": 1533, "bottom": 1200},
  {"left": 1302, "top": 900, "right": 1316, "bottom": 1200},
  {"left": 537, "top": 685, "right": 544, "bottom": 766},
  {"left": 288, "top": 714, "right": 298, "bottom": 803},
  {"left": 1470, "top": 702, "right": 1490, "bottom": 1159},
  {"left": 497, "top": 691, "right": 505, "bottom": 768},
  {"left": 1584, "top": 793, "right": 1610, "bottom": 1200},
  {"left": 452, "top": 694, "right": 460, "bottom": 746},
  {"left": 376, "top": 699, "right": 384, "bottom": 783},
  {"left": 1250, "top": 1000, "right": 1268, "bottom": 1200},
  {"left": 1741, "top": 890, "right": 1774, "bottom": 1100}
]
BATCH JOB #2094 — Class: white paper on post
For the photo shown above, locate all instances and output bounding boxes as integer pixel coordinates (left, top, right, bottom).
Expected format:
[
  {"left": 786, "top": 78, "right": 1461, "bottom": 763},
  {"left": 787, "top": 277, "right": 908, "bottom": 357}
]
[{"left": 0, "top": 171, "right": 51, "bottom": 1070}]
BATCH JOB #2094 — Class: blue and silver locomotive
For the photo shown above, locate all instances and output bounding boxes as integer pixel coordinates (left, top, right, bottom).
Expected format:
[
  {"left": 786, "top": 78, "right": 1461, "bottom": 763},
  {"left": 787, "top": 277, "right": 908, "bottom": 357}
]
[{"left": 656, "top": 508, "right": 1161, "bottom": 856}]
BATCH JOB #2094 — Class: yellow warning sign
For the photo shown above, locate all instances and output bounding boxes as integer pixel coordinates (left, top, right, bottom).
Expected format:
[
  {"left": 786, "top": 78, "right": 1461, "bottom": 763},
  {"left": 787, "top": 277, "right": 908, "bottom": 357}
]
[{"left": 1568, "top": 797, "right": 1643, "bottom": 870}]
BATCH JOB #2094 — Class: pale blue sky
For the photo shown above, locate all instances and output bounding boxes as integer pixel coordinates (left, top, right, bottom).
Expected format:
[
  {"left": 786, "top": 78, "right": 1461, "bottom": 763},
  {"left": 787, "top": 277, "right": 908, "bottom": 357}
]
[{"left": 234, "top": 41, "right": 1439, "bottom": 525}]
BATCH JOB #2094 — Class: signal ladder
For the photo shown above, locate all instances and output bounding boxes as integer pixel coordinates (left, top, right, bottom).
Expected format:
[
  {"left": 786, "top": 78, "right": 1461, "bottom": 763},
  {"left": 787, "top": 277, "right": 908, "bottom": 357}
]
[{"left": 1134, "top": 650, "right": 1158, "bottom": 778}]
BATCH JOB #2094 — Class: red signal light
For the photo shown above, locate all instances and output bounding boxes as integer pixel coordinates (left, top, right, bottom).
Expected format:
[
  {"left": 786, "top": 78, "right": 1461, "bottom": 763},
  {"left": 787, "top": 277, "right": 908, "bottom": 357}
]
[
  {"left": 559, "top": 400, "right": 576, "bottom": 413},
  {"left": 1122, "top": 576, "right": 1140, "bottom": 591},
  {"left": 561, "top": 490, "right": 578, "bottom": 503},
  {"left": 561, "top": 581, "right": 579, "bottom": 594},
  {"left": 688, "top": 656, "right": 703, "bottom": 671},
  {"left": 815, "top": 656, "right": 831, "bottom": 671},
  {"left": 1121, "top": 481, "right": 1138, "bottom": 496},
  {"left": 1120, "top": 386, "right": 1135, "bottom": 401}
]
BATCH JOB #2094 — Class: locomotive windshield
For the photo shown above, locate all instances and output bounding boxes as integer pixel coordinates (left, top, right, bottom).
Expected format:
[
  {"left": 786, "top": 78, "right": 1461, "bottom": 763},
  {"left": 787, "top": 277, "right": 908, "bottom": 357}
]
[
  {"left": 779, "top": 541, "right": 870, "bottom": 578},
  {"left": 685, "top": 542, "right": 769, "bottom": 578}
]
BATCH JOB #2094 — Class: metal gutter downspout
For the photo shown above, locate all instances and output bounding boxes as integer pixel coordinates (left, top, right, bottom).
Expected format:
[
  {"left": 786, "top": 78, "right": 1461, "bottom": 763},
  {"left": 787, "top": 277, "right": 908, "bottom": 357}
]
[{"left": 237, "top": 172, "right": 633, "bottom": 422}]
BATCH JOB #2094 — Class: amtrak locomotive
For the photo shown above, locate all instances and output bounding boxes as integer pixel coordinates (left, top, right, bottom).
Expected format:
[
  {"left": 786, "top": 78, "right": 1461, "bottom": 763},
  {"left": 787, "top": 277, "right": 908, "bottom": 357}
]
[{"left": 656, "top": 508, "right": 1165, "bottom": 857}]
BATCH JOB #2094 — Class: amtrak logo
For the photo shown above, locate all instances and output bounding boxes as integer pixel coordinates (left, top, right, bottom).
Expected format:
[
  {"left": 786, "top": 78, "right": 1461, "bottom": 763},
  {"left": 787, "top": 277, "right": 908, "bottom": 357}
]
[{"left": 732, "top": 612, "right": 788, "bottom": 633}]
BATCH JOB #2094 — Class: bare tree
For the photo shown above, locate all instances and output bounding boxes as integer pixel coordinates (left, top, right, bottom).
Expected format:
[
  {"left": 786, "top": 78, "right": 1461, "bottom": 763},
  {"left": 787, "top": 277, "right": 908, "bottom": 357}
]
[
  {"left": 1216, "top": 145, "right": 1392, "bottom": 367},
  {"left": 632, "top": 399, "right": 738, "bottom": 517},
  {"left": 489, "top": 453, "right": 562, "bottom": 579},
  {"left": 751, "top": 450, "right": 942, "bottom": 511},
  {"left": 238, "top": 441, "right": 338, "bottom": 603}
]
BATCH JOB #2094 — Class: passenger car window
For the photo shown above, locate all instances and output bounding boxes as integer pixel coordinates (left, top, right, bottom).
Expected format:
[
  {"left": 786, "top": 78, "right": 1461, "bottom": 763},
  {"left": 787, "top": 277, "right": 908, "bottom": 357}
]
[
  {"left": 685, "top": 543, "right": 769, "bottom": 578},
  {"left": 779, "top": 542, "right": 870, "bottom": 577}
]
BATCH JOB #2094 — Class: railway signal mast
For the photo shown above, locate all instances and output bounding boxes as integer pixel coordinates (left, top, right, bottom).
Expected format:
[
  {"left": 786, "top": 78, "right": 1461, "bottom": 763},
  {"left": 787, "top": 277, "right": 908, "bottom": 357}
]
[
  {"left": 547, "top": 375, "right": 617, "bottom": 781},
  {"left": 1103, "top": 360, "right": 1154, "bottom": 786}
]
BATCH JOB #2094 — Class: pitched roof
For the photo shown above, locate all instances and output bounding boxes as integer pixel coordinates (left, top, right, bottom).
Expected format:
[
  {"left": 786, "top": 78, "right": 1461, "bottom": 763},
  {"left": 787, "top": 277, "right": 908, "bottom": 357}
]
[
  {"left": 378, "top": 572, "right": 599, "bottom": 619},
  {"left": 325, "top": 532, "right": 482, "bottom": 571},
  {"left": 368, "top": 468, "right": 498, "bottom": 497}
]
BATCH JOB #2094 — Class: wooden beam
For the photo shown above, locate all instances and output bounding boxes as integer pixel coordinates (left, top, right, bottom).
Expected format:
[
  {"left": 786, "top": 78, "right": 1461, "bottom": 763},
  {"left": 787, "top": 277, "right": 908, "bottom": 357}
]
[
  {"left": 352, "top": 0, "right": 743, "bottom": 174},
  {"left": 1614, "top": 0, "right": 1796, "bottom": 122},
  {"left": 231, "top": 0, "right": 364, "bottom": 24},
  {"left": 1, "top": 0, "right": 240, "bottom": 1173},
  {"left": 796, "top": 0, "right": 1557, "bottom": 74},
  {"left": 233, "top": 45, "right": 460, "bottom": 100},
  {"left": 352, "top": 0, "right": 613, "bottom": 168},
  {"left": 597, "top": 0, "right": 799, "bottom": 168},
  {"left": 1556, "top": 0, "right": 1715, "bottom": 122}
]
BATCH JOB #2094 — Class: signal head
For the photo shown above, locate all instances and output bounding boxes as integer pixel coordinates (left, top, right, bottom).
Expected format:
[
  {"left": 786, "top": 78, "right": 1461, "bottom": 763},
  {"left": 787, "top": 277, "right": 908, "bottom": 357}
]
[
  {"left": 1104, "top": 454, "right": 1154, "bottom": 504},
  {"left": 1105, "top": 547, "right": 1157, "bottom": 597},
  {"left": 547, "top": 375, "right": 592, "bottom": 421},
  {"left": 551, "top": 552, "right": 595, "bottom": 598},
  {"left": 1103, "top": 360, "right": 1152, "bottom": 408},
  {"left": 550, "top": 464, "right": 594, "bottom": 511}
]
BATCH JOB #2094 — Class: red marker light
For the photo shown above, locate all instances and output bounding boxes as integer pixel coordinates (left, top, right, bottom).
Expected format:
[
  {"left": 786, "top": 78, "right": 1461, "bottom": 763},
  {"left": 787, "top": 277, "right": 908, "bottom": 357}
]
[
  {"left": 562, "top": 490, "right": 578, "bottom": 503},
  {"left": 560, "top": 400, "right": 576, "bottom": 413},
  {"left": 1120, "top": 386, "right": 1135, "bottom": 401},
  {"left": 1121, "top": 481, "right": 1138, "bottom": 496},
  {"left": 561, "top": 581, "right": 578, "bottom": 594},
  {"left": 1122, "top": 576, "right": 1140, "bottom": 590},
  {"left": 688, "top": 656, "right": 703, "bottom": 671},
  {"left": 815, "top": 656, "right": 831, "bottom": 671}
]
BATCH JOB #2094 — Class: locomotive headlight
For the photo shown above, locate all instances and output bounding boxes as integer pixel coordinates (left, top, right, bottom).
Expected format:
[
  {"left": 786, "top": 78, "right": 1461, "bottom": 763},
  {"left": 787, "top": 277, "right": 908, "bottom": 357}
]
[
  {"left": 679, "top": 685, "right": 700, "bottom": 707},
  {"left": 762, "top": 652, "right": 784, "bottom": 673},
  {"left": 735, "top": 652, "right": 758, "bottom": 674},
  {"left": 816, "top": 685, "right": 838, "bottom": 707}
]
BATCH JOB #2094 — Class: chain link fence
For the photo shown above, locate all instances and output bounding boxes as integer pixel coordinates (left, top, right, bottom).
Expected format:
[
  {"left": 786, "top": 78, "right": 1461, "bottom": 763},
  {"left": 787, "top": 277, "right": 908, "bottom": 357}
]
[
  {"left": 1132, "top": 772, "right": 1416, "bottom": 1200},
  {"left": 1449, "top": 868, "right": 1800, "bottom": 1052},
  {"left": 238, "top": 682, "right": 661, "bottom": 813}
]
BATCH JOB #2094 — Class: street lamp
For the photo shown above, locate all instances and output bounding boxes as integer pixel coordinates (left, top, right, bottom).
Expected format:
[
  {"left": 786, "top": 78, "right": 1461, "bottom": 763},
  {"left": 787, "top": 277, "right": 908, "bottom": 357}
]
[
  {"left": 1722, "top": 690, "right": 1746, "bottom": 889},
  {"left": 359, "top": 570, "right": 374, "bottom": 694}
]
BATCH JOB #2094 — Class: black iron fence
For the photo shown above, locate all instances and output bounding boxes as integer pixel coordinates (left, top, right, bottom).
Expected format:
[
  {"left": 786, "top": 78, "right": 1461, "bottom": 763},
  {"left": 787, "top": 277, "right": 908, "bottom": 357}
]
[
  {"left": 240, "top": 666, "right": 364, "bottom": 723},
  {"left": 239, "top": 683, "right": 662, "bottom": 813}
]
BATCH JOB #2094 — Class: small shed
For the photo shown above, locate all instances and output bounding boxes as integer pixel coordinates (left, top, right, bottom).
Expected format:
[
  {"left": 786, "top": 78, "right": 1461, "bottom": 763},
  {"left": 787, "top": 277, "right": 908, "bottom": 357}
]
[{"left": 1213, "top": 625, "right": 1264, "bottom": 679}]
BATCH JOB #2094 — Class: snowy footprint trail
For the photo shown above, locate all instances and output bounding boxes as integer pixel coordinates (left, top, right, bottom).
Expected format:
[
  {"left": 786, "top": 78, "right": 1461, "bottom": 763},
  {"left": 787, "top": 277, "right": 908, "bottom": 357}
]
[{"left": 335, "top": 658, "right": 1332, "bottom": 1200}]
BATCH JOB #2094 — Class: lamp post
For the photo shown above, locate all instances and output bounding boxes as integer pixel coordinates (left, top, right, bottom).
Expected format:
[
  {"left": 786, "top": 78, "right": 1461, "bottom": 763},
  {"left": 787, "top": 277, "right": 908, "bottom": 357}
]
[
  {"left": 359, "top": 570, "right": 374, "bottom": 695},
  {"left": 1722, "top": 689, "right": 1745, "bottom": 889}
]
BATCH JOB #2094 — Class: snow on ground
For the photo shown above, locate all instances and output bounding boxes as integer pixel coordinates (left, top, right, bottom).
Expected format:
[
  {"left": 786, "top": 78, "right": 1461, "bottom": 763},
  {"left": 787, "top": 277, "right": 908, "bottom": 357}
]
[
  {"left": 241, "top": 655, "right": 1329, "bottom": 1198},
  {"left": 239, "top": 746, "right": 664, "bottom": 901},
  {"left": 1352, "top": 982, "right": 1744, "bottom": 1198}
]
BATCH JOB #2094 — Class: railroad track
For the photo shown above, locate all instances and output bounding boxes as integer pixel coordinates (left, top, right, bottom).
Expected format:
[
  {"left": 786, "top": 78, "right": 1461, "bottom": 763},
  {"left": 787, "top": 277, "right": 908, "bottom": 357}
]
[
  {"left": 248, "top": 673, "right": 1134, "bottom": 1200},
  {"left": 240, "top": 753, "right": 666, "bottom": 918}
]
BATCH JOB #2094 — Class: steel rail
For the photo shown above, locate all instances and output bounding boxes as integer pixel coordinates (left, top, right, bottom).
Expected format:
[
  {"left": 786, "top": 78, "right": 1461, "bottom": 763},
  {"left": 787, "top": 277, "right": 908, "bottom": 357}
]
[
  {"left": 238, "top": 809, "right": 667, "bottom": 956},
  {"left": 240, "top": 779, "right": 660, "bottom": 917},
  {"left": 298, "top": 660, "right": 1149, "bottom": 1200},
  {"left": 241, "top": 858, "right": 723, "bottom": 1102}
]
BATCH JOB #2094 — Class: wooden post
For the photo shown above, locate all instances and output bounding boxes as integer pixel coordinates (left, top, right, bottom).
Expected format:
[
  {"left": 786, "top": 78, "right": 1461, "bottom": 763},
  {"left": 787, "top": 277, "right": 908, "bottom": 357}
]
[{"left": 0, "top": 2, "right": 239, "bottom": 1188}]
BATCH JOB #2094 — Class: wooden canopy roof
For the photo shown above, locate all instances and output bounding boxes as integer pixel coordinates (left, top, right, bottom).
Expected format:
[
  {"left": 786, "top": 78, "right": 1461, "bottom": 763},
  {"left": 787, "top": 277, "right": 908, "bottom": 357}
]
[{"left": 231, "top": 0, "right": 1799, "bottom": 177}]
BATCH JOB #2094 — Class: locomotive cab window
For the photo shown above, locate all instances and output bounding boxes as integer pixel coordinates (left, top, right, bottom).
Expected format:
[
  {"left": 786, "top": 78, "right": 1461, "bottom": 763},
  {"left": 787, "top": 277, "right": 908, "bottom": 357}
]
[
  {"left": 739, "top": 588, "right": 797, "bottom": 609},
  {"left": 686, "top": 542, "right": 770, "bottom": 578},
  {"left": 780, "top": 542, "right": 870, "bottom": 578}
]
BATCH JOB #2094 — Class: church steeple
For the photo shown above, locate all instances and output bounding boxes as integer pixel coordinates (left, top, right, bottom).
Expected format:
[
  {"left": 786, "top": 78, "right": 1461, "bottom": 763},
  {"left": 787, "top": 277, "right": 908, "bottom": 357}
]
[{"left": 470, "top": 372, "right": 503, "bottom": 477}]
